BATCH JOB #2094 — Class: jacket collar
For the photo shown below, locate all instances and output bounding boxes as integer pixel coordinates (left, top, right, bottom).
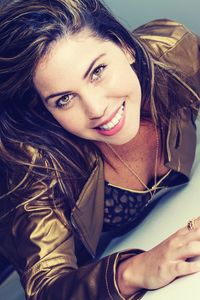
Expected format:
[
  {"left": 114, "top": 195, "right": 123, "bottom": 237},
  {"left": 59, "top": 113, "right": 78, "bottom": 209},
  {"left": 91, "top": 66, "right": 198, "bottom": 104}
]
[
  {"left": 165, "top": 109, "right": 196, "bottom": 178},
  {"left": 71, "top": 155, "right": 105, "bottom": 257}
]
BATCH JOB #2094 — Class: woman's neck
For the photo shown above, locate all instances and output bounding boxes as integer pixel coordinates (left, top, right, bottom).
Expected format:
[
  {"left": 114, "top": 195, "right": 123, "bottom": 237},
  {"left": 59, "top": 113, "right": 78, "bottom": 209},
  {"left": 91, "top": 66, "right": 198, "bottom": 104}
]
[{"left": 95, "top": 121, "right": 158, "bottom": 162}]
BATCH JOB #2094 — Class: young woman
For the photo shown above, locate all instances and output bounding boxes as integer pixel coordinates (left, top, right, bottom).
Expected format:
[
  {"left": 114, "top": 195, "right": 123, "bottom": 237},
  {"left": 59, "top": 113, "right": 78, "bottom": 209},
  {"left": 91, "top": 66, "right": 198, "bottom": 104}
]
[{"left": 0, "top": 0, "right": 200, "bottom": 299}]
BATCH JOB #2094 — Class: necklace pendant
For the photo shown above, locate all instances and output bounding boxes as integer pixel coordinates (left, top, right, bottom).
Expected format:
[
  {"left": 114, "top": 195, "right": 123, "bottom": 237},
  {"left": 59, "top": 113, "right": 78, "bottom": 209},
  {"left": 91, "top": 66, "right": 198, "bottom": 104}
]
[{"left": 151, "top": 185, "right": 157, "bottom": 191}]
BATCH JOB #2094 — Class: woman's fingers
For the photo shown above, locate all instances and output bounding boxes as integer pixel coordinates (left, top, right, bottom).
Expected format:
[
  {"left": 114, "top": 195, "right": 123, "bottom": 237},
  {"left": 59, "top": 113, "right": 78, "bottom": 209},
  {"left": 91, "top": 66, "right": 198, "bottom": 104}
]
[
  {"left": 171, "top": 260, "right": 200, "bottom": 278},
  {"left": 178, "top": 216, "right": 200, "bottom": 236},
  {"left": 176, "top": 240, "right": 200, "bottom": 259},
  {"left": 169, "top": 227, "right": 200, "bottom": 260}
]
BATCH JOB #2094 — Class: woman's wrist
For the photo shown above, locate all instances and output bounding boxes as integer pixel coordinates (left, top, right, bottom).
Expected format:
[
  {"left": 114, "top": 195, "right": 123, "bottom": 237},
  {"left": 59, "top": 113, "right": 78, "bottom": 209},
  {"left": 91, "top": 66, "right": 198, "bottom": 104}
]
[{"left": 116, "top": 253, "right": 145, "bottom": 297}]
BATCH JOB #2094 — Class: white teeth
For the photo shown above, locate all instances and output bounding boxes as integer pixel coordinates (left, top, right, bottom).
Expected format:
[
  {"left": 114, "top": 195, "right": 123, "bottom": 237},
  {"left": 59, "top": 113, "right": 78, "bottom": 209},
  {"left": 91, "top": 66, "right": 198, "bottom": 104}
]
[
  {"left": 102, "top": 124, "right": 109, "bottom": 130},
  {"left": 111, "top": 117, "right": 120, "bottom": 125},
  {"left": 99, "top": 103, "right": 124, "bottom": 130},
  {"left": 115, "top": 113, "right": 122, "bottom": 120},
  {"left": 107, "top": 121, "right": 115, "bottom": 129}
]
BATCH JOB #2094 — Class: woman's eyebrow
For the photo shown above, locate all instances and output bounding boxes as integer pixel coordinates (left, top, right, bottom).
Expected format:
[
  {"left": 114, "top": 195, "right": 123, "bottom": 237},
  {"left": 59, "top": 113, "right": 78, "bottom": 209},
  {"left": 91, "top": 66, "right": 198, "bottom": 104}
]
[
  {"left": 44, "top": 53, "right": 106, "bottom": 103},
  {"left": 44, "top": 91, "right": 72, "bottom": 103}
]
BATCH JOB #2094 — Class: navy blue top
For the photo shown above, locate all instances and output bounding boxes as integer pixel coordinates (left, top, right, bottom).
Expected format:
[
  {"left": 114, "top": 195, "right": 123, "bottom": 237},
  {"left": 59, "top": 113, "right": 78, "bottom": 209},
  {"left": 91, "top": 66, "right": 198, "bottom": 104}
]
[{"left": 103, "top": 170, "right": 184, "bottom": 231}]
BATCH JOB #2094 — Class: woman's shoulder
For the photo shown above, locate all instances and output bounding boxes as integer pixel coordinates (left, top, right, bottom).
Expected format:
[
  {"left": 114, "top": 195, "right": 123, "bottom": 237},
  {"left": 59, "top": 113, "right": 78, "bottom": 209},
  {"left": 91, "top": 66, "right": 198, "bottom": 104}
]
[
  {"left": 133, "top": 19, "right": 196, "bottom": 58},
  {"left": 133, "top": 19, "right": 200, "bottom": 109},
  {"left": 133, "top": 19, "right": 200, "bottom": 75},
  {"left": 133, "top": 19, "right": 189, "bottom": 38},
  {"left": 0, "top": 141, "right": 58, "bottom": 203},
  {"left": 0, "top": 139, "right": 100, "bottom": 219}
]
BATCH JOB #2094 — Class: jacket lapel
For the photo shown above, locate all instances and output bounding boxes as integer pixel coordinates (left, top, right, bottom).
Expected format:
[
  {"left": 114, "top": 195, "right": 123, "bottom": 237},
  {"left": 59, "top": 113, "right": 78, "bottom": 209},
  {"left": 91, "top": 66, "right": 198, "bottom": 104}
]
[{"left": 71, "top": 156, "right": 105, "bottom": 256}]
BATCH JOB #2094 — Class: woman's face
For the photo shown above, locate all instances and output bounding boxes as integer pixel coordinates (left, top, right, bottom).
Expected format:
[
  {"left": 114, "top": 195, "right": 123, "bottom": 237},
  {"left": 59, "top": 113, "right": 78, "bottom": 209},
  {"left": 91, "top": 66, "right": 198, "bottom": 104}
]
[{"left": 34, "top": 29, "right": 142, "bottom": 145}]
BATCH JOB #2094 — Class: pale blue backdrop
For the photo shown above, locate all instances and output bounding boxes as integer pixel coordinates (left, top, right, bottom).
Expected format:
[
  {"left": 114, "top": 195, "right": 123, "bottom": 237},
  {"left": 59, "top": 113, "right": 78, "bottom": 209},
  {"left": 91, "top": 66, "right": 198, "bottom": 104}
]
[{"left": 104, "top": 0, "right": 200, "bottom": 34}]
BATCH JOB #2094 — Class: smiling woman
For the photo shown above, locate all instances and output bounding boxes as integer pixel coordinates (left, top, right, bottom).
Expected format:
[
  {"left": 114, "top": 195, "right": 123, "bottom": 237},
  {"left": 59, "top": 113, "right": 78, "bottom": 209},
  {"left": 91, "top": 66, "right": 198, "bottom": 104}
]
[
  {"left": 33, "top": 29, "right": 141, "bottom": 143},
  {"left": 0, "top": 1, "right": 200, "bottom": 300}
]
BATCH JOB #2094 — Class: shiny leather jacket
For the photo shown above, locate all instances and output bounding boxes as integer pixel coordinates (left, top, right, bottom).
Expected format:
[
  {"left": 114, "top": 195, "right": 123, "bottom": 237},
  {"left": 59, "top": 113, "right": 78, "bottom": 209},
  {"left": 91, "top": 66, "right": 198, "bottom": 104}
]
[{"left": 0, "top": 19, "right": 200, "bottom": 300}]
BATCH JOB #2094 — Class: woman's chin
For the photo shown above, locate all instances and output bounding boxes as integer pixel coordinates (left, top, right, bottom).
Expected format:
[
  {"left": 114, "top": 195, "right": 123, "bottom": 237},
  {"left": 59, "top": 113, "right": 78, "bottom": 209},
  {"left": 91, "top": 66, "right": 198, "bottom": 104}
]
[{"left": 107, "top": 126, "right": 140, "bottom": 146}]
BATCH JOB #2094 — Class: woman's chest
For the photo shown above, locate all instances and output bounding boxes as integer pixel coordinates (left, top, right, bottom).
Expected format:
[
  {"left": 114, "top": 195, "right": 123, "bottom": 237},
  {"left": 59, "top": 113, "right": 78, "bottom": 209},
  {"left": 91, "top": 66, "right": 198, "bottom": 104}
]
[{"left": 104, "top": 150, "right": 170, "bottom": 191}]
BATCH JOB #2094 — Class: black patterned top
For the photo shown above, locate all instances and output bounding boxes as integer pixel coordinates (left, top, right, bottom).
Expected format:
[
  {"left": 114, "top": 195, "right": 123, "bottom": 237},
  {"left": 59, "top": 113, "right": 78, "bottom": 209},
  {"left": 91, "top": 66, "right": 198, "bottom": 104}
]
[{"left": 103, "top": 170, "right": 183, "bottom": 231}]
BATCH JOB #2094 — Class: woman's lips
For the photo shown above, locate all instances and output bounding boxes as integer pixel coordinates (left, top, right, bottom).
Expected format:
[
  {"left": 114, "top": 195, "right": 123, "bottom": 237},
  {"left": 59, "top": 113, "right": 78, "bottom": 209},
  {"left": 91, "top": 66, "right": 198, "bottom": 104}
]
[
  {"left": 95, "top": 101, "right": 126, "bottom": 136},
  {"left": 94, "top": 102, "right": 124, "bottom": 129}
]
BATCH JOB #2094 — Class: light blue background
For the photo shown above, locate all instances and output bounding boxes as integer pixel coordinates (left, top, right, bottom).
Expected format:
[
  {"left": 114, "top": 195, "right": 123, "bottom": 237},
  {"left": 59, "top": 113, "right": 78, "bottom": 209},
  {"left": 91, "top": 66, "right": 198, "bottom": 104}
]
[{"left": 104, "top": 0, "right": 200, "bottom": 34}]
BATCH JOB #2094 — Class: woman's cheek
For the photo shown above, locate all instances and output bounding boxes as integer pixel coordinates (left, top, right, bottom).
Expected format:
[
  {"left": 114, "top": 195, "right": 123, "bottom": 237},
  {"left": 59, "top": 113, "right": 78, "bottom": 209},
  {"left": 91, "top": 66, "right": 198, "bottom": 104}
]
[{"left": 107, "top": 66, "right": 139, "bottom": 96}]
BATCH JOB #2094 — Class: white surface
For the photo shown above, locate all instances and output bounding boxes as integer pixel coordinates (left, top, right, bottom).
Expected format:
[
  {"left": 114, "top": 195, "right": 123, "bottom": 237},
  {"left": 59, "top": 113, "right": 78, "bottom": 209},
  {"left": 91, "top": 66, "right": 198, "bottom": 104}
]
[{"left": 103, "top": 119, "right": 200, "bottom": 299}]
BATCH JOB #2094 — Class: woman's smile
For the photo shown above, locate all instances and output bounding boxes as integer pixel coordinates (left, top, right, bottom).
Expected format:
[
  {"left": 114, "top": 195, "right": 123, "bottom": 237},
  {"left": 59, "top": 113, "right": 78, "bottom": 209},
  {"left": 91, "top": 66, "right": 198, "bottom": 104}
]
[{"left": 95, "top": 101, "right": 126, "bottom": 136}]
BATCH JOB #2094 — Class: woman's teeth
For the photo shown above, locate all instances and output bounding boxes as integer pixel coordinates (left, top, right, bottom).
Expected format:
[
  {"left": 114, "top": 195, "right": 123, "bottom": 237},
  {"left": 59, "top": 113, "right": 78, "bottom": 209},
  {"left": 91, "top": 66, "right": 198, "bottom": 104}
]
[{"left": 99, "top": 103, "right": 124, "bottom": 130}]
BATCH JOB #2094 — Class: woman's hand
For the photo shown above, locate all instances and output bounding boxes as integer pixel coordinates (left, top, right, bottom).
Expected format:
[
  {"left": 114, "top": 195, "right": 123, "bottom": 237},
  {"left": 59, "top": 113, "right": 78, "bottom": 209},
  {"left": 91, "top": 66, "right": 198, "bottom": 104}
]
[{"left": 117, "top": 217, "right": 200, "bottom": 297}]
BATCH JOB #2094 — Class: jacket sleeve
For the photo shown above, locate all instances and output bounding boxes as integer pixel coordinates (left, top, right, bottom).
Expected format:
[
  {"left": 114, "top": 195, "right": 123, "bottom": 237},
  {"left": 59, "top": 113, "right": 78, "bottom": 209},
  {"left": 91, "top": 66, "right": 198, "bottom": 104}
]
[
  {"left": 133, "top": 19, "right": 200, "bottom": 106},
  {"left": 0, "top": 147, "right": 145, "bottom": 300}
]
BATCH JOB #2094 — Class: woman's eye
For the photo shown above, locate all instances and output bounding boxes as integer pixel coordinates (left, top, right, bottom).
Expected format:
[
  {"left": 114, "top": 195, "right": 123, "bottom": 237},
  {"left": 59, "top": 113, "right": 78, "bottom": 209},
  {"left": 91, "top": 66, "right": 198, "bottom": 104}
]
[
  {"left": 55, "top": 94, "right": 73, "bottom": 108},
  {"left": 91, "top": 64, "right": 106, "bottom": 82}
]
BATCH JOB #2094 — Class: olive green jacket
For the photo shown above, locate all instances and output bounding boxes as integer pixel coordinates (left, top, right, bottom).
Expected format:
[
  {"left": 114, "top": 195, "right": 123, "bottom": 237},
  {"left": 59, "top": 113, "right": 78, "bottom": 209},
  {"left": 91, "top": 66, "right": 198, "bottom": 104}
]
[{"left": 0, "top": 19, "right": 199, "bottom": 300}]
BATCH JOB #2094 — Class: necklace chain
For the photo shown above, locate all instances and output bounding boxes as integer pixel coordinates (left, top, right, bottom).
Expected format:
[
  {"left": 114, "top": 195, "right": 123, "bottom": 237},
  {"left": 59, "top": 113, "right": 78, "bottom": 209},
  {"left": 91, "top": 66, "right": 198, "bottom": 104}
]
[{"left": 106, "top": 125, "right": 159, "bottom": 200}]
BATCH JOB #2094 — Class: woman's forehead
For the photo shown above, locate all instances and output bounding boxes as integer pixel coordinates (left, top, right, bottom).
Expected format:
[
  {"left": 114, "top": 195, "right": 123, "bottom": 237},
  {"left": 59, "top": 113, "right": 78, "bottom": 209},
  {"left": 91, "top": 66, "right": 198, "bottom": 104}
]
[
  {"left": 33, "top": 29, "right": 118, "bottom": 96},
  {"left": 34, "top": 29, "right": 121, "bottom": 79},
  {"left": 37, "top": 29, "right": 111, "bottom": 68}
]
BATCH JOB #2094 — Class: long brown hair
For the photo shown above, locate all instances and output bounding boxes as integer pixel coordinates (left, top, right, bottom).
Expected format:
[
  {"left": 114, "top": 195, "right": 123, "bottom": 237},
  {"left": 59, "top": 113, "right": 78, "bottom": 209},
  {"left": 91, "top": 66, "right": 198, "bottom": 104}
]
[{"left": 0, "top": 0, "right": 198, "bottom": 213}]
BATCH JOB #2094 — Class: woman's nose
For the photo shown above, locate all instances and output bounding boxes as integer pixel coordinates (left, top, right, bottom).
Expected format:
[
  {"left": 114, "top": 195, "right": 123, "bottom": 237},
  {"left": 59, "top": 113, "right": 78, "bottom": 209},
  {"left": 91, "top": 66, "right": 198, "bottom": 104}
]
[
  {"left": 88, "top": 106, "right": 107, "bottom": 120},
  {"left": 82, "top": 92, "right": 108, "bottom": 120}
]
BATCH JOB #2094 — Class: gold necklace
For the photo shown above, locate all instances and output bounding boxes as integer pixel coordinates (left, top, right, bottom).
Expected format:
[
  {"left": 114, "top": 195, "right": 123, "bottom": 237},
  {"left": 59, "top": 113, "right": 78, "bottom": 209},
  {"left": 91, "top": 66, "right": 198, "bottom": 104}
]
[{"left": 106, "top": 125, "right": 159, "bottom": 200}]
